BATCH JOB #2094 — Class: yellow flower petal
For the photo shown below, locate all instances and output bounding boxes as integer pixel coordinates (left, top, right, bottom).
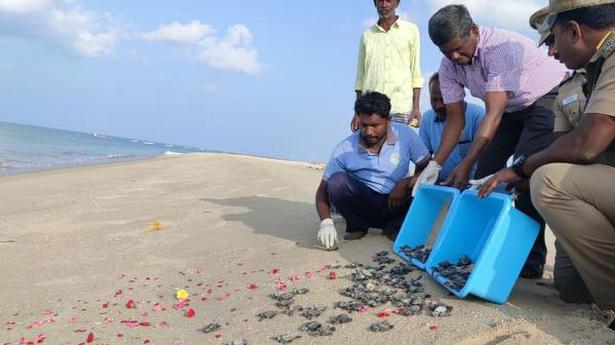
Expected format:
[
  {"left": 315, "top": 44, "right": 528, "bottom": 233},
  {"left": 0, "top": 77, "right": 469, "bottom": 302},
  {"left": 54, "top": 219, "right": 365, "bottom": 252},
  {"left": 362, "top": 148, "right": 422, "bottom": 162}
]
[{"left": 176, "top": 288, "right": 189, "bottom": 300}]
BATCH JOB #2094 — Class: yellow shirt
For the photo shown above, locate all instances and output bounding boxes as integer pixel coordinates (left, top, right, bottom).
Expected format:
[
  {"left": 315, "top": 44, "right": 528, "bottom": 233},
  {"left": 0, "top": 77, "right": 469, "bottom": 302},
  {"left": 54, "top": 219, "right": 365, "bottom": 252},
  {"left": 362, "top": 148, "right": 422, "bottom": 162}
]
[{"left": 355, "top": 19, "right": 424, "bottom": 114}]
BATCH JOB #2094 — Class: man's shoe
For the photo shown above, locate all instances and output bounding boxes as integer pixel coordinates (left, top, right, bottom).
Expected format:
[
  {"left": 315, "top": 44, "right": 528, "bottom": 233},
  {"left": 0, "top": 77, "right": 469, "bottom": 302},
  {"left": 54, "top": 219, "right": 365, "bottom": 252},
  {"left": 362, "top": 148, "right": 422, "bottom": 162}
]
[
  {"left": 520, "top": 263, "right": 544, "bottom": 279},
  {"left": 344, "top": 230, "right": 367, "bottom": 240},
  {"left": 609, "top": 319, "right": 615, "bottom": 331}
]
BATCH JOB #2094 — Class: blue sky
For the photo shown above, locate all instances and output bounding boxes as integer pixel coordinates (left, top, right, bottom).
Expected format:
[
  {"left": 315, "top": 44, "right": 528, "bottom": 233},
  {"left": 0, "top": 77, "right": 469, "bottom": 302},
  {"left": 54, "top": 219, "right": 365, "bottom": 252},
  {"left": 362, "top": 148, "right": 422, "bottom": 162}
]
[{"left": 0, "top": 0, "right": 545, "bottom": 162}]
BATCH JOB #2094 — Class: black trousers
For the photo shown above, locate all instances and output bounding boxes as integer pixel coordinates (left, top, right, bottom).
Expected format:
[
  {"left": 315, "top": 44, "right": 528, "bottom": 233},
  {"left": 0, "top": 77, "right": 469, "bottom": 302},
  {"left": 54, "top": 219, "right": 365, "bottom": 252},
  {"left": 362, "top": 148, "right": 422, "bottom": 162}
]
[
  {"left": 475, "top": 93, "right": 557, "bottom": 267},
  {"left": 327, "top": 172, "right": 411, "bottom": 237}
]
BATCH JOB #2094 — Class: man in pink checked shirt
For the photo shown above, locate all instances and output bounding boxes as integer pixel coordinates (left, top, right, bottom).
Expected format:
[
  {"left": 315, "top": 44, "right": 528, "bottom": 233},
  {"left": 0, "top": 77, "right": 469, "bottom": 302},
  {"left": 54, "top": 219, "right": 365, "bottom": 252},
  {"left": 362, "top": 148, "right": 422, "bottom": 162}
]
[{"left": 413, "top": 4, "right": 568, "bottom": 279}]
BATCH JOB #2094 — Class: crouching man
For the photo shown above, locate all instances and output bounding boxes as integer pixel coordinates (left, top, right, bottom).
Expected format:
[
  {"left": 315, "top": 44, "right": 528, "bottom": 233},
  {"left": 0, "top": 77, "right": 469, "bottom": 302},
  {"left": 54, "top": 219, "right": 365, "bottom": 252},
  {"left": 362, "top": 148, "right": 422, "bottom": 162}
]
[
  {"left": 316, "top": 91, "right": 430, "bottom": 250},
  {"left": 478, "top": 1, "right": 615, "bottom": 328}
]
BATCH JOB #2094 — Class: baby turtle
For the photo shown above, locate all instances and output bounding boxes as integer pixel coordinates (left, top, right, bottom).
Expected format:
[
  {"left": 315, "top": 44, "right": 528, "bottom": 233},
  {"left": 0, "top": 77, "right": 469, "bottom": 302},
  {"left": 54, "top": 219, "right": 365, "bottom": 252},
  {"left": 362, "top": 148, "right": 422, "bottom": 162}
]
[
  {"left": 271, "top": 333, "right": 301, "bottom": 344},
  {"left": 222, "top": 339, "right": 247, "bottom": 345},
  {"left": 256, "top": 310, "right": 278, "bottom": 321},
  {"left": 373, "top": 251, "right": 396, "bottom": 265},
  {"left": 275, "top": 299, "right": 295, "bottom": 308},
  {"left": 394, "top": 304, "right": 422, "bottom": 316},
  {"left": 369, "top": 321, "right": 394, "bottom": 332},
  {"left": 201, "top": 322, "right": 221, "bottom": 334},
  {"left": 427, "top": 301, "right": 453, "bottom": 317},
  {"left": 280, "top": 304, "right": 305, "bottom": 317},
  {"left": 270, "top": 292, "right": 295, "bottom": 301},
  {"left": 328, "top": 313, "right": 353, "bottom": 324},
  {"left": 299, "top": 321, "right": 336, "bottom": 336},
  {"left": 400, "top": 244, "right": 432, "bottom": 263},
  {"left": 289, "top": 287, "right": 309, "bottom": 295},
  {"left": 300, "top": 304, "right": 328, "bottom": 319}
]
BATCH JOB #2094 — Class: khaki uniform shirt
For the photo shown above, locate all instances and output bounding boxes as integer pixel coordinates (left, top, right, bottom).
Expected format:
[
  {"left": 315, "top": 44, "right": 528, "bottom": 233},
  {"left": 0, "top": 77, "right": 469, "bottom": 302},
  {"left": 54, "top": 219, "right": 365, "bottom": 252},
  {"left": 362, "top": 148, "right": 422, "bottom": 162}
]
[
  {"left": 584, "top": 31, "right": 615, "bottom": 165},
  {"left": 554, "top": 71, "right": 587, "bottom": 132}
]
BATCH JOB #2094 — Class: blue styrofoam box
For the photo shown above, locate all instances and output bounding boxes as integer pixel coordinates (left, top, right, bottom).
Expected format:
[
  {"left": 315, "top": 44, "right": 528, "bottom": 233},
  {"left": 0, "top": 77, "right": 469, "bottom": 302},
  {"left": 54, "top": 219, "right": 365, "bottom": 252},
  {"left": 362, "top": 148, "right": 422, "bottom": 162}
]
[
  {"left": 393, "top": 185, "right": 460, "bottom": 269},
  {"left": 427, "top": 189, "right": 540, "bottom": 304}
]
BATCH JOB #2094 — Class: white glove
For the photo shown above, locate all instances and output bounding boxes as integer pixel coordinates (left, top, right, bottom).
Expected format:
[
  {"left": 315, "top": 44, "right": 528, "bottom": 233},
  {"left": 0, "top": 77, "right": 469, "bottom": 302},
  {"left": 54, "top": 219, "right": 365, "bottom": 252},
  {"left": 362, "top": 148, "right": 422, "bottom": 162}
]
[
  {"left": 317, "top": 218, "right": 338, "bottom": 250},
  {"left": 412, "top": 160, "right": 442, "bottom": 197},
  {"left": 468, "top": 174, "right": 495, "bottom": 190}
]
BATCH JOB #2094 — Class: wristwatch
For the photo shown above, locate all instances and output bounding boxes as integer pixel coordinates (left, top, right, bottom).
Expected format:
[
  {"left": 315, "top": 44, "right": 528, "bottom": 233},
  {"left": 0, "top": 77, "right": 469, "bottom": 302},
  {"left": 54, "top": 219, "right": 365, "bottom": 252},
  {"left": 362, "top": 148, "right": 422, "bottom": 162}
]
[{"left": 511, "top": 155, "right": 530, "bottom": 179}]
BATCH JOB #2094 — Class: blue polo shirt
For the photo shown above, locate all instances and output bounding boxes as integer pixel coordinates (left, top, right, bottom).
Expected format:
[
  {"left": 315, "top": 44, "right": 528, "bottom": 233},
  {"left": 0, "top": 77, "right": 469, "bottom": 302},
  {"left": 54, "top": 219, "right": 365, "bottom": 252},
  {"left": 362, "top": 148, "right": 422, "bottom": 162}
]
[
  {"left": 323, "top": 123, "right": 430, "bottom": 194},
  {"left": 419, "top": 103, "right": 485, "bottom": 183}
]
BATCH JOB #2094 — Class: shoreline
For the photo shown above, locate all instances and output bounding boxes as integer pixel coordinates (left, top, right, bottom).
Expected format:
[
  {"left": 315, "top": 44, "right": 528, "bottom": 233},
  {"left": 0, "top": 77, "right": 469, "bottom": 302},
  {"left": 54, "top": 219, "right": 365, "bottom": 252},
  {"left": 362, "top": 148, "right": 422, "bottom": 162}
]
[{"left": 0, "top": 151, "right": 326, "bottom": 179}]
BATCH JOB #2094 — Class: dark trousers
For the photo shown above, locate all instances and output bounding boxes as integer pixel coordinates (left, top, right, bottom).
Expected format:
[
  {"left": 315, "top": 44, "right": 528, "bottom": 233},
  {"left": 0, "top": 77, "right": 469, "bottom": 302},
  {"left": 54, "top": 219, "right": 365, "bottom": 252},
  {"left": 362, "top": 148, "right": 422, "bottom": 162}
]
[
  {"left": 475, "top": 93, "right": 556, "bottom": 267},
  {"left": 327, "top": 172, "right": 411, "bottom": 237}
]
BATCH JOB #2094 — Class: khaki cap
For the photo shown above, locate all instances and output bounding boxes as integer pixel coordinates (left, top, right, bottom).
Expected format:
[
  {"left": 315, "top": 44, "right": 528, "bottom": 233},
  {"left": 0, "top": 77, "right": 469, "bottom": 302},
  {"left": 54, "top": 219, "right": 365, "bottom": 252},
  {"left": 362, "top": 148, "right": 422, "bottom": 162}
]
[
  {"left": 530, "top": 0, "right": 615, "bottom": 46},
  {"left": 529, "top": 6, "right": 551, "bottom": 46}
]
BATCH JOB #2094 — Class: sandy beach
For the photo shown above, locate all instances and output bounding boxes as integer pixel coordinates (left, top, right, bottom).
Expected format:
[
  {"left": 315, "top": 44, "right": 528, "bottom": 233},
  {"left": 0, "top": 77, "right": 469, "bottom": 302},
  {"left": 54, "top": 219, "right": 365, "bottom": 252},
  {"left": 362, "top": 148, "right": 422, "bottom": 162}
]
[{"left": 1, "top": 153, "right": 613, "bottom": 345}]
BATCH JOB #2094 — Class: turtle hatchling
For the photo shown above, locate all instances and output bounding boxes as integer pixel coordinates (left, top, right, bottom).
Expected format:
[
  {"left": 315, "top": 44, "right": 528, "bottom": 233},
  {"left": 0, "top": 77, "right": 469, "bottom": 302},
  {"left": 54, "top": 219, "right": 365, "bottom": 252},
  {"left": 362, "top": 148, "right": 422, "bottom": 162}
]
[
  {"left": 222, "top": 339, "right": 247, "bottom": 345},
  {"left": 369, "top": 321, "right": 394, "bottom": 332},
  {"left": 201, "top": 322, "right": 221, "bottom": 333},
  {"left": 256, "top": 310, "right": 277, "bottom": 321},
  {"left": 271, "top": 333, "right": 302, "bottom": 344},
  {"left": 328, "top": 313, "right": 353, "bottom": 324}
]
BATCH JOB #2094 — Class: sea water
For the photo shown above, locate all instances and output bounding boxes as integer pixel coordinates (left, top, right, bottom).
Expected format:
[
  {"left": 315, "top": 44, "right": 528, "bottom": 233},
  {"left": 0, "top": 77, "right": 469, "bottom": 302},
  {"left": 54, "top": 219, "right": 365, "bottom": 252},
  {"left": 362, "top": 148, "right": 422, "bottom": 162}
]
[{"left": 0, "top": 121, "right": 205, "bottom": 176}]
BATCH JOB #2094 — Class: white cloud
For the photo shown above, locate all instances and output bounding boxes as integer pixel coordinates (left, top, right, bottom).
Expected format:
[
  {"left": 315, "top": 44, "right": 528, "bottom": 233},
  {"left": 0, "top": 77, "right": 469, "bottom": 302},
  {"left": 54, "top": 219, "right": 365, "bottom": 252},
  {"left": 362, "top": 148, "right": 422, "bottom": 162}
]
[
  {"left": 140, "top": 20, "right": 214, "bottom": 44},
  {"left": 140, "top": 21, "right": 263, "bottom": 75},
  {"left": 0, "top": 0, "right": 119, "bottom": 57},
  {"left": 425, "top": 0, "right": 543, "bottom": 34},
  {"left": 0, "top": 0, "right": 52, "bottom": 14},
  {"left": 196, "top": 25, "right": 262, "bottom": 75}
]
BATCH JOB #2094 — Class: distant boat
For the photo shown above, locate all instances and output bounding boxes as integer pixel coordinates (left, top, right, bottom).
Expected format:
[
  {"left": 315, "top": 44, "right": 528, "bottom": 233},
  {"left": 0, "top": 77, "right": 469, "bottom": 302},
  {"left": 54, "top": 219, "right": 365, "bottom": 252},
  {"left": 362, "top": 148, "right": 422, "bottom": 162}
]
[{"left": 93, "top": 132, "right": 110, "bottom": 139}]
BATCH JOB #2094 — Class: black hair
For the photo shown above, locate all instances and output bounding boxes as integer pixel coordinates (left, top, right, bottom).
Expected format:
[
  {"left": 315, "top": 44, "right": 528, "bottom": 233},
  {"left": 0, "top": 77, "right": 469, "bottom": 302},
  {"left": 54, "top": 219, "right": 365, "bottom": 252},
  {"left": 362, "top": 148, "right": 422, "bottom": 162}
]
[
  {"left": 428, "top": 72, "right": 440, "bottom": 87},
  {"left": 354, "top": 91, "right": 391, "bottom": 118},
  {"left": 428, "top": 4, "right": 475, "bottom": 46},
  {"left": 556, "top": 3, "right": 615, "bottom": 29}
]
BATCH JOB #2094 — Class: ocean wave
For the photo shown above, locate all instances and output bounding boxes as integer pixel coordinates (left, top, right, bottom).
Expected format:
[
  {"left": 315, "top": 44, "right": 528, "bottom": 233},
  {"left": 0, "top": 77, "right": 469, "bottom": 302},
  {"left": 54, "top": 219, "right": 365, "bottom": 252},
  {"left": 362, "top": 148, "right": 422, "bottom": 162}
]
[
  {"left": 106, "top": 153, "right": 132, "bottom": 159},
  {"left": 163, "top": 151, "right": 183, "bottom": 156}
]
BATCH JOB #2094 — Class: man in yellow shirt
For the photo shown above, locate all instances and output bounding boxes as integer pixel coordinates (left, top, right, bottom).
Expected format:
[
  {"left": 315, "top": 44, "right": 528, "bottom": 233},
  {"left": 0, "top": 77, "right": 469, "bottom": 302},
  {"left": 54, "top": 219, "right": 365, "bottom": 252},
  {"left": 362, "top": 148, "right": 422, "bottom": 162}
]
[{"left": 352, "top": 0, "right": 423, "bottom": 130}]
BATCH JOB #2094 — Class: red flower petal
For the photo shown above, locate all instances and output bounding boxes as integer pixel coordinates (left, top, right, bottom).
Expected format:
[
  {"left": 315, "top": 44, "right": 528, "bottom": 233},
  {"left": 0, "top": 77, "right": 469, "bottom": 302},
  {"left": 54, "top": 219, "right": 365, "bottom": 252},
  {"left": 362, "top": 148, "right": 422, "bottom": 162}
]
[
  {"left": 86, "top": 332, "right": 94, "bottom": 343},
  {"left": 125, "top": 299, "right": 136, "bottom": 309},
  {"left": 329, "top": 271, "right": 337, "bottom": 280},
  {"left": 269, "top": 268, "right": 280, "bottom": 275},
  {"left": 305, "top": 272, "right": 313, "bottom": 279},
  {"left": 185, "top": 308, "right": 196, "bottom": 318},
  {"left": 247, "top": 283, "right": 259, "bottom": 290},
  {"left": 377, "top": 310, "right": 391, "bottom": 318},
  {"left": 430, "top": 324, "right": 438, "bottom": 330},
  {"left": 139, "top": 321, "right": 151, "bottom": 327}
]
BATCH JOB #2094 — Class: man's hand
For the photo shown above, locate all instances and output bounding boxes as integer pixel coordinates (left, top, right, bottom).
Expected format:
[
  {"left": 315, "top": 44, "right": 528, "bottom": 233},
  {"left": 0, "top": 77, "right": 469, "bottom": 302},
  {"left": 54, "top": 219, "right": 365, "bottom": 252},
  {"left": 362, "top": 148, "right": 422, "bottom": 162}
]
[
  {"left": 350, "top": 114, "right": 359, "bottom": 132},
  {"left": 443, "top": 163, "right": 471, "bottom": 189},
  {"left": 317, "top": 218, "right": 338, "bottom": 250},
  {"left": 388, "top": 180, "right": 410, "bottom": 210},
  {"left": 410, "top": 107, "right": 421, "bottom": 126},
  {"left": 476, "top": 168, "right": 522, "bottom": 198},
  {"left": 411, "top": 160, "right": 441, "bottom": 197}
]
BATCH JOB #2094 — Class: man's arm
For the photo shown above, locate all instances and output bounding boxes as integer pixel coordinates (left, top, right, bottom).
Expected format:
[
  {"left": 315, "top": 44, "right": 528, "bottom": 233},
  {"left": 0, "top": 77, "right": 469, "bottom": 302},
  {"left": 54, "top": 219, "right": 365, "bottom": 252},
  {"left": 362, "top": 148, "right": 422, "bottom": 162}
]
[
  {"left": 411, "top": 88, "right": 422, "bottom": 124},
  {"left": 315, "top": 180, "right": 332, "bottom": 221},
  {"left": 477, "top": 113, "right": 615, "bottom": 197},
  {"left": 388, "top": 157, "right": 429, "bottom": 209},
  {"left": 458, "top": 91, "right": 508, "bottom": 167},
  {"left": 433, "top": 101, "right": 466, "bottom": 165},
  {"left": 523, "top": 113, "right": 615, "bottom": 174},
  {"left": 443, "top": 92, "right": 507, "bottom": 188},
  {"left": 350, "top": 90, "right": 362, "bottom": 132}
]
